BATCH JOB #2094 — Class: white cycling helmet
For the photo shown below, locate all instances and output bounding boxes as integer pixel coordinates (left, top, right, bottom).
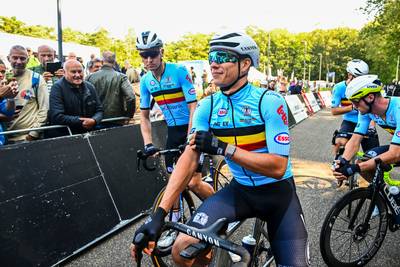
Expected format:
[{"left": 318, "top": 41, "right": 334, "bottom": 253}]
[
  {"left": 136, "top": 31, "right": 163, "bottom": 50},
  {"left": 345, "top": 74, "right": 382, "bottom": 100},
  {"left": 209, "top": 31, "right": 260, "bottom": 68},
  {"left": 346, "top": 59, "right": 369, "bottom": 77}
]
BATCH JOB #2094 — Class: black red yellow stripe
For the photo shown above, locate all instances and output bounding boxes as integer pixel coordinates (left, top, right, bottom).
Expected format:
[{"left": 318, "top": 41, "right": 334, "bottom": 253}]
[
  {"left": 211, "top": 125, "right": 266, "bottom": 151},
  {"left": 151, "top": 88, "right": 185, "bottom": 105}
]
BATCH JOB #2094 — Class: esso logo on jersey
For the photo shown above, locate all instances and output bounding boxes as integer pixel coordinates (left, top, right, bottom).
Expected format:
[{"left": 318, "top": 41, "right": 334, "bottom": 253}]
[
  {"left": 150, "top": 80, "right": 156, "bottom": 86},
  {"left": 189, "top": 88, "right": 196, "bottom": 95},
  {"left": 396, "top": 131, "right": 400, "bottom": 137},
  {"left": 274, "top": 132, "right": 290, "bottom": 145},
  {"left": 218, "top": 108, "right": 228, "bottom": 116}
]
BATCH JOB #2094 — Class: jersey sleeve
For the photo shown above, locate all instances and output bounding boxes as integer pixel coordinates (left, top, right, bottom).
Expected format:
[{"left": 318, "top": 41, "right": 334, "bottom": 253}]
[
  {"left": 177, "top": 65, "right": 197, "bottom": 104},
  {"left": 331, "top": 83, "right": 342, "bottom": 108},
  {"left": 391, "top": 105, "right": 400, "bottom": 145},
  {"left": 190, "top": 96, "right": 211, "bottom": 134},
  {"left": 354, "top": 112, "right": 371, "bottom": 135},
  {"left": 261, "top": 93, "right": 290, "bottom": 157},
  {"left": 139, "top": 78, "right": 151, "bottom": 110}
]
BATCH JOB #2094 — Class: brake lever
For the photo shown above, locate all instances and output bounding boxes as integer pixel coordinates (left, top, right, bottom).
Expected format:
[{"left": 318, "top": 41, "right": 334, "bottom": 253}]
[{"left": 134, "top": 233, "right": 146, "bottom": 267}]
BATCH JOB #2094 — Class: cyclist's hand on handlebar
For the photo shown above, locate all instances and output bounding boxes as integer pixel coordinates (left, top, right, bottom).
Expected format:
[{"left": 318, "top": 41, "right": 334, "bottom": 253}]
[
  {"left": 194, "top": 130, "right": 227, "bottom": 155},
  {"left": 130, "top": 207, "right": 167, "bottom": 260},
  {"left": 144, "top": 143, "right": 160, "bottom": 157}
]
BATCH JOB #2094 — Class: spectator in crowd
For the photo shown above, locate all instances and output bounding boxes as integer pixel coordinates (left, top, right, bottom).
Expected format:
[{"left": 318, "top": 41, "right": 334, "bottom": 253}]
[
  {"left": 190, "top": 66, "right": 196, "bottom": 83},
  {"left": 126, "top": 64, "right": 140, "bottom": 84},
  {"left": 289, "top": 80, "right": 303, "bottom": 94},
  {"left": 121, "top": 60, "right": 131, "bottom": 74},
  {"left": 25, "top": 47, "right": 40, "bottom": 69},
  {"left": 278, "top": 77, "right": 288, "bottom": 94},
  {"left": 86, "top": 51, "right": 135, "bottom": 122},
  {"left": 30, "top": 45, "right": 64, "bottom": 93},
  {"left": 48, "top": 59, "right": 103, "bottom": 136},
  {"left": 268, "top": 79, "right": 276, "bottom": 91},
  {"left": 87, "top": 58, "right": 103, "bottom": 74},
  {"left": 385, "top": 79, "right": 400, "bottom": 96},
  {"left": 0, "top": 59, "right": 18, "bottom": 145},
  {"left": 86, "top": 54, "right": 96, "bottom": 69},
  {"left": 6, "top": 45, "right": 48, "bottom": 142},
  {"left": 203, "top": 79, "right": 218, "bottom": 97},
  {"left": 67, "top": 52, "right": 77, "bottom": 61},
  {"left": 201, "top": 69, "right": 208, "bottom": 90},
  {"left": 260, "top": 80, "right": 268, "bottom": 88}
]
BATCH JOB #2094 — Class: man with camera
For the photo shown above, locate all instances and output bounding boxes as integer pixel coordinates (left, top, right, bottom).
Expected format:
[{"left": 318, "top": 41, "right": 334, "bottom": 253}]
[{"left": 30, "top": 45, "right": 64, "bottom": 93}]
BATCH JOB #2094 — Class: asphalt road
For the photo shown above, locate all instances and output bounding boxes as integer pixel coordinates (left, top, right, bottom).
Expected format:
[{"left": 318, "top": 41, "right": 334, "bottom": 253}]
[{"left": 62, "top": 109, "right": 400, "bottom": 267}]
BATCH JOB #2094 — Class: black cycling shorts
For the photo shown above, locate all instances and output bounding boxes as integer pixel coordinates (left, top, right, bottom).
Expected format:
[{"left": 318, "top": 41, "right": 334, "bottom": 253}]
[
  {"left": 187, "top": 178, "right": 310, "bottom": 266},
  {"left": 364, "top": 145, "right": 400, "bottom": 166},
  {"left": 335, "top": 120, "right": 379, "bottom": 152},
  {"left": 165, "top": 124, "right": 203, "bottom": 174}
]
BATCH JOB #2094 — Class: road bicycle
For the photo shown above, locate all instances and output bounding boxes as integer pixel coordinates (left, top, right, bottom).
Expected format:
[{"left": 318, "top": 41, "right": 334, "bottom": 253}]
[
  {"left": 136, "top": 149, "right": 274, "bottom": 266},
  {"left": 320, "top": 156, "right": 400, "bottom": 266}
]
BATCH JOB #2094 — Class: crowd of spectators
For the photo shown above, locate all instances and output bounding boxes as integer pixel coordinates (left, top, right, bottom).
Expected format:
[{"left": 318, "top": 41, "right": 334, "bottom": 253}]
[{"left": 0, "top": 45, "right": 139, "bottom": 146}]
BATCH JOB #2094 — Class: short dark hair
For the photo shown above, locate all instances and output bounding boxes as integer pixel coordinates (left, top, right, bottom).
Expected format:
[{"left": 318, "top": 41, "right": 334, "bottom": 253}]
[{"left": 88, "top": 58, "right": 102, "bottom": 69}]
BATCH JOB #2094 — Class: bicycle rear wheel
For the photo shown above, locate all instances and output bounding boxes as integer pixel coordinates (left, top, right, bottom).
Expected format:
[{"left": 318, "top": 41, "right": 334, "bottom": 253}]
[
  {"left": 320, "top": 188, "right": 388, "bottom": 267},
  {"left": 150, "top": 187, "right": 196, "bottom": 266},
  {"left": 213, "top": 158, "right": 233, "bottom": 191}
]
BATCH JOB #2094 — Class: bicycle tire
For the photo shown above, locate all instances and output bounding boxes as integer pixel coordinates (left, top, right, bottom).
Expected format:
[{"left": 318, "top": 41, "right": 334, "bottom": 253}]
[
  {"left": 251, "top": 219, "right": 274, "bottom": 267},
  {"left": 320, "top": 187, "right": 388, "bottom": 267},
  {"left": 150, "top": 187, "right": 197, "bottom": 266},
  {"left": 213, "top": 158, "right": 233, "bottom": 191}
]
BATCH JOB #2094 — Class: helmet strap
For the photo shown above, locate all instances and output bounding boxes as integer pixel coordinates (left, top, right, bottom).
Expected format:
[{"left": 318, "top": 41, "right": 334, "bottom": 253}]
[
  {"left": 361, "top": 94, "right": 375, "bottom": 113},
  {"left": 220, "top": 61, "right": 248, "bottom": 92}
]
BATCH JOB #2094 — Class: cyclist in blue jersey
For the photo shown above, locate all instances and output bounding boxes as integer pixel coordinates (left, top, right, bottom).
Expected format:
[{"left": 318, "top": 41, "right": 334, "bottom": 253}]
[
  {"left": 334, "top": 75, "right": 400, "bottom": 183},
  {"left": 331, "top": 59, "right": 379, "bottom": 159},
  {"left": 131, "top": 31, "right": 309, "bottom": 267},
  {"left": 136, "top": 31, "right": 214, "bottom": 247}
]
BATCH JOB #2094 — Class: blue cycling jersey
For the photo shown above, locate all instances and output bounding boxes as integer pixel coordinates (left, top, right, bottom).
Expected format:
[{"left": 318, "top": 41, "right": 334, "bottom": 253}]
[
  {"left": 331, "top": 81, "right": 359, "bottom": 123},
  {"left": 354, "top": 97, "right": 400, "bottom": 145},
  {"left": 140, "top": 63, "right": 197, "bottom": 126},
  {"left": 191, "top": 83, "right": 293, "bottom": 186}
]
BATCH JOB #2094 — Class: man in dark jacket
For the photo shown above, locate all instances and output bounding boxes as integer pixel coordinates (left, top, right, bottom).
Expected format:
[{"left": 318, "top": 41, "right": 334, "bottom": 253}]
[
  {"left": 86, "top": 51, "right": 135, "bottom": 123},
  {"left": 48, "top": 59, "right": 103, "bottom": 136}
]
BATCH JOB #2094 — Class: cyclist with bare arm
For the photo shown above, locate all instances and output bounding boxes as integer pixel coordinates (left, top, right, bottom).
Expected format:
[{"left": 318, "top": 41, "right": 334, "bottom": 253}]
[{"left": 131, "top": 31, "right": 309, "bottom": 267}]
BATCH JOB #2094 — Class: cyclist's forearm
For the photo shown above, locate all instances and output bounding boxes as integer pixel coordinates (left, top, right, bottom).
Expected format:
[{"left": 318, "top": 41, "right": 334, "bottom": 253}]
[
  {"left": 159, "top": 147, "right": 200, "bottom": 212},
  {"left": 360, "top": 145, "right": 400, "bottom": 172},
  {"left": 140, "top": 112, "right": 152, "bottom": 145},
  {"left": 187, "top": 102, "right": 197, "bottom": 135},
  {"left": 230, "top": 147, "right": 287, "bottom": 179},
  {"left": 331, "top": 106, "right": 353, "bottom": 116}
]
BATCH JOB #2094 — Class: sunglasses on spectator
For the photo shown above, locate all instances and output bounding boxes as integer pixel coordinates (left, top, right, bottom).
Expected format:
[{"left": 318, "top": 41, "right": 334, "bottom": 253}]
[
  {"left": 0, "top": 70, "right": 6, "bottom": 74},
  {"left": 208, "top": 50, "right": 239, "bottom": 65},
  {"left": 140, "top": 50, "right": 160, "bottom": 59}
]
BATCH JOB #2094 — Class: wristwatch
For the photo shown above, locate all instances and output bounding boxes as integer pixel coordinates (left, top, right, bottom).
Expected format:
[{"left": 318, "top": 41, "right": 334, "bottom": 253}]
[{"left": 225, "top": 144, "right": 237, "bottom": 160}]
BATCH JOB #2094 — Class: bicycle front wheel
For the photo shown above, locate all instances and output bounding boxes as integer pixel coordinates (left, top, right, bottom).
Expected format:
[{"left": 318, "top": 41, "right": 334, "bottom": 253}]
[
  {"left": 151, "top": 188, "right": 196, "bottom": 266},
  {"left": 251, "top": 219, "right": 274, "bottom": 267},
  {"left": 213, "top": 158, "right": 233, "bottom": 191},
  {"left": 320, "top": 187, "right": 388, "bottom": 267}
]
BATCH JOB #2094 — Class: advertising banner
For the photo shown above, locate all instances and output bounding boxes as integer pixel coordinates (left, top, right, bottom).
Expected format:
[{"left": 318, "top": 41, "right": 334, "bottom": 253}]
[{"left": 284, "top": 95, "right": 308, "bottom": 123}]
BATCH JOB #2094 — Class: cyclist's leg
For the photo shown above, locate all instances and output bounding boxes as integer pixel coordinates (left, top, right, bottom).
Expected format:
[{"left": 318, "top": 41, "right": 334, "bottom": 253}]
[
  {"left": 359, "top": 145, "right": 390, "bottom": 182},
  {"left": 332, "top": 120, "right": 355, "bottom": 158},
  {"left": 172, "top": 180, "right": 252, "bottom": 267},
  {"left": 187, "top": 155, "right": 214, "bottom": 200},
  {"left": 257, "top": 178, "right": 309, "bottom": 267}
]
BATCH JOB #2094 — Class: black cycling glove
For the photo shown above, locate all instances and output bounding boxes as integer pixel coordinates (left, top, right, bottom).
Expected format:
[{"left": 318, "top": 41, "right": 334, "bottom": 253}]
[
  {"left": 144, "top": 143, "right": 160, "bottom": 156},
  {"left": 132, "top": 207, "right": 167, "bottom": 244},
  {"left": 194, "top": 130, "right": 227, "bottom": 156},
  {"left": 336, "top": 157, "right": 361, "bottom": 177}
]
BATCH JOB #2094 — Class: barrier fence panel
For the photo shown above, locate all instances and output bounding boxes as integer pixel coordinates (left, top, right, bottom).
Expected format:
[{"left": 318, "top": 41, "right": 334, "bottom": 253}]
[
  {"left": 284, "top": 95, "right": 308, "bottom": 124},
  {"left": 319, "top": 91, "right": 332, "bottom": 108},
  {"left": 305, "top": 92, "right": 321, "bottom": 113},
  {"left": 0, "top": 136, "right": 120, "bottom": 267},
  {"left": 0, "top": 121, "right": 169, "bottom": 266}
]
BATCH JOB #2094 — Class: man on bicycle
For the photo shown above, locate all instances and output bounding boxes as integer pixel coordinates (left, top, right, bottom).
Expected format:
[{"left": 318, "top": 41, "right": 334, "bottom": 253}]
[
  {"left": 137, "top": 31, "right": 214, "bottom": 246},
  {"left": 331, "top": 59, "right": 379, "bottom": 159},
  {"left": 131, "top": 31, "right": 309, "bottom": 267},
  {"left": 333, "top": 74, "right": 400, "bottom": 183}
]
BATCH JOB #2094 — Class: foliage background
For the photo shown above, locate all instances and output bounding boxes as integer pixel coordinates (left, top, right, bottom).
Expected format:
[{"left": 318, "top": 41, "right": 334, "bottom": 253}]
[{"left": 0, "top": 0, "right": 398, "bottom": 82}]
